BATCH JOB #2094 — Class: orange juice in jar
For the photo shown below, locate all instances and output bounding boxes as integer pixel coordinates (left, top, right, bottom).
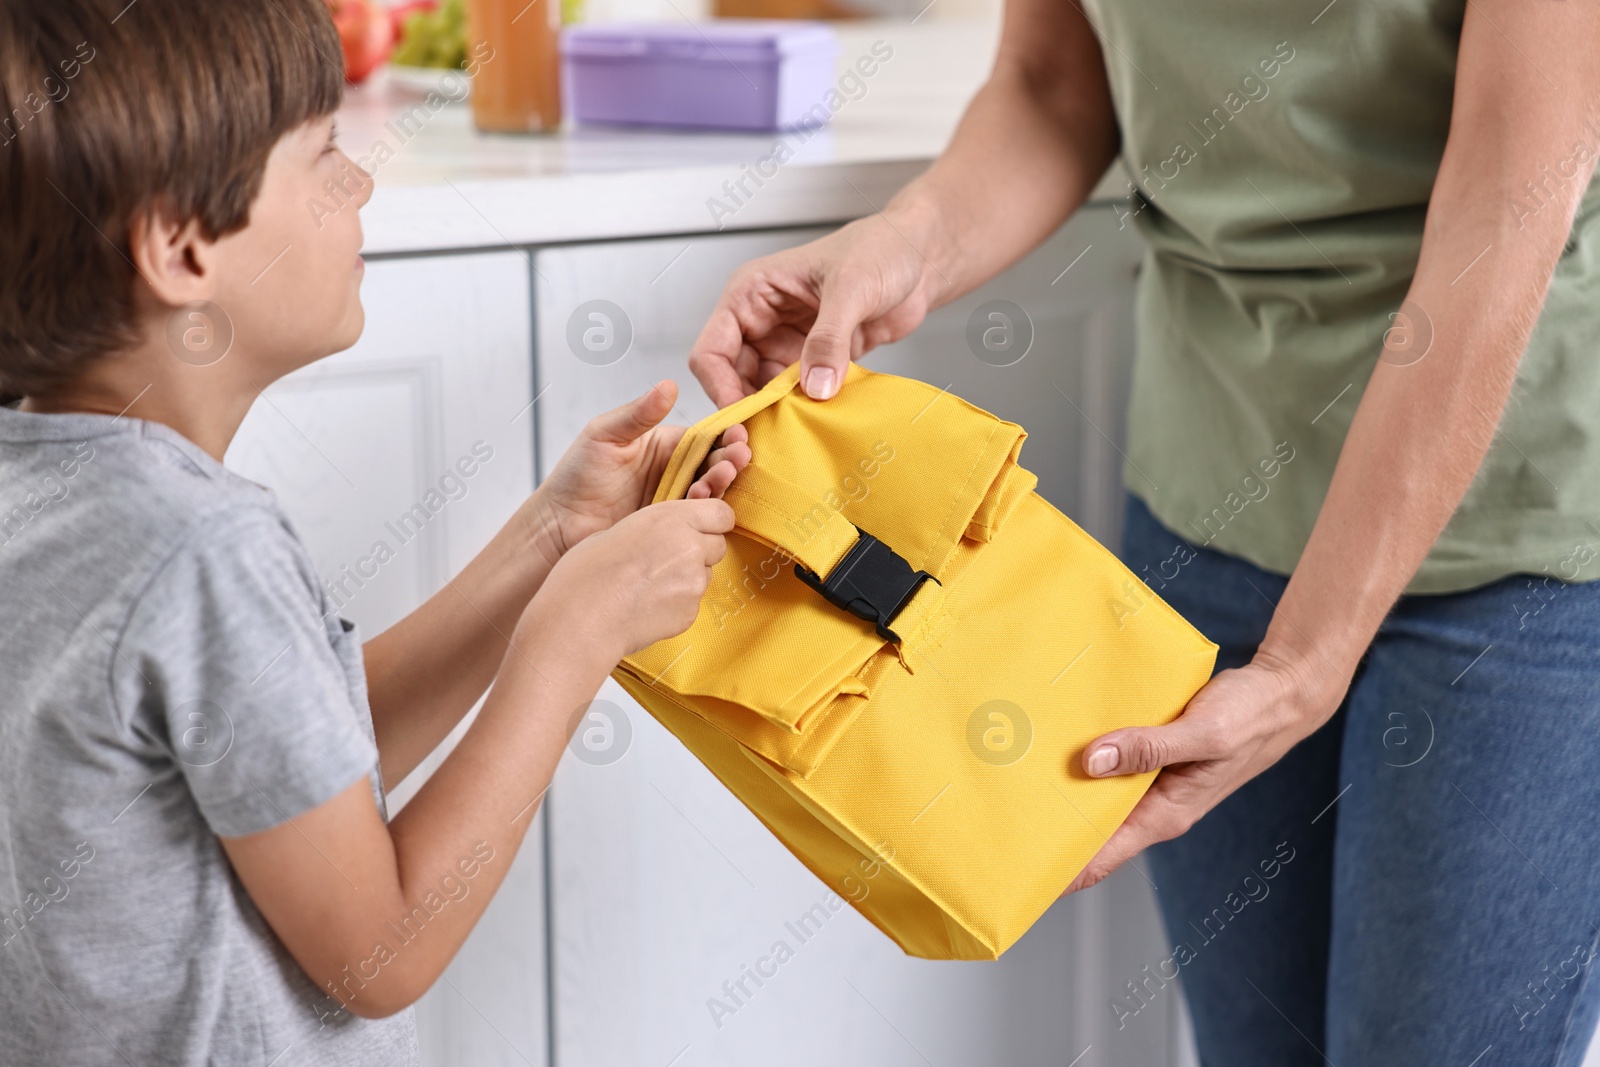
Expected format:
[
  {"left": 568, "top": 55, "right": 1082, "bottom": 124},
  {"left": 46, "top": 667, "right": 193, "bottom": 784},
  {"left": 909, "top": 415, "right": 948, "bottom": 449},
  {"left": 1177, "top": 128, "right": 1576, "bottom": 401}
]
[{"left": 466, "top": 0, "right": 562, "bottom": 133}]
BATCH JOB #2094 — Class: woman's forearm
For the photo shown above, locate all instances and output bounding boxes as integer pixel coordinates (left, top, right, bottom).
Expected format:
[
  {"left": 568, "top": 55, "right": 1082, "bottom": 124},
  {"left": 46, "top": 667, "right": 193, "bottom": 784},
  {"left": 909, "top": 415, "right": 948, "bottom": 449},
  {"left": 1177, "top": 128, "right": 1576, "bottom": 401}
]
[
  {"left": 363, "top": 491, "right": 565, "bottom": 789},
  {"left": 1258, "top": 4, "right": 1600, "bottom": 698},
  {"left": 883, "top": 0, "right": 1120, "bottom": 303},
  {"left": 1258, "top": 234, "right": 1560, "bottom": 692}
]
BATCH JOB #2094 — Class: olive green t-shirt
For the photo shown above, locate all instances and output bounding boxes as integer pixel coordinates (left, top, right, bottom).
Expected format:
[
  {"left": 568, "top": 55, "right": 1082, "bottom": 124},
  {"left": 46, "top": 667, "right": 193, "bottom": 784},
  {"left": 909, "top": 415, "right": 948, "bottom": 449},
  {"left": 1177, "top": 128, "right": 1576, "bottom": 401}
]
[{"left": 1088, "top": 0, "right": 1600, "bottom": 593}]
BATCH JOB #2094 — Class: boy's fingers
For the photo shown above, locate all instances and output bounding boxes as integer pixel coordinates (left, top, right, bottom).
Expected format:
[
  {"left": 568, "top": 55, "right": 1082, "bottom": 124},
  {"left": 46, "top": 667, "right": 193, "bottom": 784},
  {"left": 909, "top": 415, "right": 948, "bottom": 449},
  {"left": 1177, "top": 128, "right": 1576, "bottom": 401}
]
[
  {"left": 586, "top": 379, "right": 678, "bottom": 443},
  {"left": 687, "top": 459, "right": 738, "bottom": 500},
  {"left": 722, "top": 442, "right": 752, "bottom": 473},
  {"left": 698, "top": 425, "right": 750, "bottom": 474},
  {"left": 687, "top": 425, "right": 752, "bottom": 498},
  {"left": 698, "top": 441, "right": 751, "bottom": 479},
  {"left": 702, "top": 531, "right": 728, "bottom": 566},
  {"left": 668, "top": 496, "right": 736, "bottom": 533}
]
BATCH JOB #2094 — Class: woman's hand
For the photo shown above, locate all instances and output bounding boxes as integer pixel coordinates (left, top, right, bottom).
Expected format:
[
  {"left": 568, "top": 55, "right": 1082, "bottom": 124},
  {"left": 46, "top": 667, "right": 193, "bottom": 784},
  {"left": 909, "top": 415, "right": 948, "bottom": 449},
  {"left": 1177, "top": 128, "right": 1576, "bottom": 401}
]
[
  {"left": 688, "top": 211, "right": 944, "bottom": 407},
  {"left": 686, "top": 0, "right": 1121, "bottom": 410},
  {"left": 526, "top": 379, "right": 750, "bottom": 559},
  {"left": 1063, "top": 651, "right": 1349, "bottom": 894}
]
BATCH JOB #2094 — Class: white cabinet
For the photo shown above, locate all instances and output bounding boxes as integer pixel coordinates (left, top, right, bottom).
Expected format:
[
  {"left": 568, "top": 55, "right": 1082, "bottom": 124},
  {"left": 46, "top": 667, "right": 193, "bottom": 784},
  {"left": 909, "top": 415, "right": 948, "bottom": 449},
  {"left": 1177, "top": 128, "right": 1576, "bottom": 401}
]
[
  {"left": 534, "top": 210, "right": 1193, "bottom": 1067},
  {"left": 226, "top": 250, "right": 549, "bottom": 1067}
]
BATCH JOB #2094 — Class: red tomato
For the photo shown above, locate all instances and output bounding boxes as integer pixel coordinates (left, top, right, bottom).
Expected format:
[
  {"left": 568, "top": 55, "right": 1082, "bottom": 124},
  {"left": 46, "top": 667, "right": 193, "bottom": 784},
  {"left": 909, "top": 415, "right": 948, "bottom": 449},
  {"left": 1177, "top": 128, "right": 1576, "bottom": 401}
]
[{"left": 325, "top": 0, "right": 396, "bottom": 85}]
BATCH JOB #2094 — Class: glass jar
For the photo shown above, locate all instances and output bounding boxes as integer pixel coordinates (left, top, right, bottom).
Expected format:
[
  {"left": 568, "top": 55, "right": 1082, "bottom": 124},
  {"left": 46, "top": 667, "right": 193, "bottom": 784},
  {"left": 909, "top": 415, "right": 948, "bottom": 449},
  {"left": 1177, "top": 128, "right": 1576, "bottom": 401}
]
[{"left": 465, "top": 0, "right": 562, "bottom": 133}]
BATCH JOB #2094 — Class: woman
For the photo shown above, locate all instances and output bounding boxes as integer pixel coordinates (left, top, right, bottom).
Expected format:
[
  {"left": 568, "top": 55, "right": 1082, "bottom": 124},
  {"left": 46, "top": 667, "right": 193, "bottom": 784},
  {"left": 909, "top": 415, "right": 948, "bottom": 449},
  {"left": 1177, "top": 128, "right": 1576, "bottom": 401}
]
[{"left": 687, "top": 1, "right": 1600, "bottom": 1063}]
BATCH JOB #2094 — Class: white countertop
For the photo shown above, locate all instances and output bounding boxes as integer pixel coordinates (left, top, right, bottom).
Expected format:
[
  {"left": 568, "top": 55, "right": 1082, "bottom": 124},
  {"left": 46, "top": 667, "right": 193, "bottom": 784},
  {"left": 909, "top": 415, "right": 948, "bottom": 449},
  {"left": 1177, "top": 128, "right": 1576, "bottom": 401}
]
[{"left": 344, "top": 19, "right": 1123, "bottom": 255}]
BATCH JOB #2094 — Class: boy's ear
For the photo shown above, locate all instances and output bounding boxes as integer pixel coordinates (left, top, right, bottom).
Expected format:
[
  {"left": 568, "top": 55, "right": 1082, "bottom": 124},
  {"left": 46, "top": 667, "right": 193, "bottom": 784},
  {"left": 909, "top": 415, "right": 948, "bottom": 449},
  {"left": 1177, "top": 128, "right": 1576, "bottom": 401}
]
[{"left": 127, "top": 201, "right": 221, "bottom": 309}]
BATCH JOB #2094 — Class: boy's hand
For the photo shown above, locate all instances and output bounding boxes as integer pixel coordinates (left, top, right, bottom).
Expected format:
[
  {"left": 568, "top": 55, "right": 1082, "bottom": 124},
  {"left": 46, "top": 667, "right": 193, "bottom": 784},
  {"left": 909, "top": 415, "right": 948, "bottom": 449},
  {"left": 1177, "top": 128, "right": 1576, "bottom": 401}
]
[
  {"left": 530, "top": 497, "right": 736, "bottom": 660},
  {"left": 529, "top": 380, "right": 750, "bottom": 558}
]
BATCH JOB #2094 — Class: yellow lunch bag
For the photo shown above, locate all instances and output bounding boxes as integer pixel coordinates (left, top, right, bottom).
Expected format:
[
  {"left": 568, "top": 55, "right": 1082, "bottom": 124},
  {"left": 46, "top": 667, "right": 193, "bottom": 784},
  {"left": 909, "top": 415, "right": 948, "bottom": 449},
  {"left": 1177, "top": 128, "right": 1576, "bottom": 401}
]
[{"left": 613, "top": 362, "right": 1217, "bottom": 960}]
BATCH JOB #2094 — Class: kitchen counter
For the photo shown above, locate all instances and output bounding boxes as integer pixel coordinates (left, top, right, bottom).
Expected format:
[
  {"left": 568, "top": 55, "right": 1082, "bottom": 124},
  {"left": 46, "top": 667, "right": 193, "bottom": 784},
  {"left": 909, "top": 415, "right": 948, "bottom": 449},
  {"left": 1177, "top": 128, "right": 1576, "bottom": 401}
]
[{"left": 342, "top": 19, "right": 1125, "bottom": 255}]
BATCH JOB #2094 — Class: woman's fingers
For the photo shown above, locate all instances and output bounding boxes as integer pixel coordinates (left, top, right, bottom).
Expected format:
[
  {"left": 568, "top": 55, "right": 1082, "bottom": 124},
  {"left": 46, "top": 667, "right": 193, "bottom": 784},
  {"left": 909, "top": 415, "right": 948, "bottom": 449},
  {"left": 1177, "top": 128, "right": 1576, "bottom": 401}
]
[
  {"left": 689, "top": 256, "right": 815, "bottom": 408},
  {"left": 1063, "top": 726, "right": 1222, "bottom": 892},
  {"left": 1078, "top": 663, "right": 1280, "bottom": 778},
  {"left": 1061, "top": 662, "right": 1328, "bottom": 897},
  {"left": 1062, "top": 826, "right": 1140, "bottom": 895},
  {"left": 1063, "top": 779, "right": 1194, "bottom": 893},
  {"left": 689, "top": 309, "right": 754, "bottom": 409}
]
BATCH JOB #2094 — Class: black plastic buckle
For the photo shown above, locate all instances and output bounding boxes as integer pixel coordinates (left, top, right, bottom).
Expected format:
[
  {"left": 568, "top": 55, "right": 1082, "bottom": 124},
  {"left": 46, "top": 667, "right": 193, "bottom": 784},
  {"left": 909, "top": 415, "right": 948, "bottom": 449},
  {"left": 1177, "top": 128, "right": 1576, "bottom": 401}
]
[{"left": 794, "top": 526, "right": 939, "bottom": 643}]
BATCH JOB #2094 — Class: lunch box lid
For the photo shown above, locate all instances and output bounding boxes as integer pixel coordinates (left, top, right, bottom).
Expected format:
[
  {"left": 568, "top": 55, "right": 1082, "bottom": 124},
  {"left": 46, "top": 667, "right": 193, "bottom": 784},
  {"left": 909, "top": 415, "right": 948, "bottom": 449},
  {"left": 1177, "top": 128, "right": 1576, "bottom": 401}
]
[{"left": 562, "top": 20, "right": 838, "bottom": 65}]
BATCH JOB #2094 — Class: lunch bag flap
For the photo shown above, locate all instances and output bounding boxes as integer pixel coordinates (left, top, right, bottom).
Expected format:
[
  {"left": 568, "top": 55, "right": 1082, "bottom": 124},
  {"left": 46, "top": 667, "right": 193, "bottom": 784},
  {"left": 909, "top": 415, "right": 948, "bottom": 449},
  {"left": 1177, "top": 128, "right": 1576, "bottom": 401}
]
[{"left": 624, "top": 364, "right": 1037, "bottom": 768}]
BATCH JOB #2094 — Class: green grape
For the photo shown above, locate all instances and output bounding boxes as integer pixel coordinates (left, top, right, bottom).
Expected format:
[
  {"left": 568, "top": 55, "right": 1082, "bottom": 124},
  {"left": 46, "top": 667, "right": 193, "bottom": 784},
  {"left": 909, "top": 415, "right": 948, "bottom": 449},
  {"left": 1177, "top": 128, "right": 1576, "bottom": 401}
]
[{"left": 393, "top": 0, "right": 469, "bottom": 69}]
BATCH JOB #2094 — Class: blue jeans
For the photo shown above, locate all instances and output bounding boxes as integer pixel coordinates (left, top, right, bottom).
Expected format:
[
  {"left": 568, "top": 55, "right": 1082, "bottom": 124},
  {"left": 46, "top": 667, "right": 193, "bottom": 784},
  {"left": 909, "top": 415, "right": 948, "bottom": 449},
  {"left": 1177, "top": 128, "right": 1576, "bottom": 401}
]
[{"left": 1118, "top": 492, "right": 1600, "bottom": 1066}]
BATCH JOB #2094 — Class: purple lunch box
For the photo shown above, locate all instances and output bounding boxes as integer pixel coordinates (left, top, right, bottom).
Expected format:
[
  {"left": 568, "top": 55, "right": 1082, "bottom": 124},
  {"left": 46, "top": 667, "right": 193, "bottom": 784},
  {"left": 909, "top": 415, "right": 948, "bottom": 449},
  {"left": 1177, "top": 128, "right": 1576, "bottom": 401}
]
[{"left": 562, "top": 20, "right": 839, "bottom": 133}]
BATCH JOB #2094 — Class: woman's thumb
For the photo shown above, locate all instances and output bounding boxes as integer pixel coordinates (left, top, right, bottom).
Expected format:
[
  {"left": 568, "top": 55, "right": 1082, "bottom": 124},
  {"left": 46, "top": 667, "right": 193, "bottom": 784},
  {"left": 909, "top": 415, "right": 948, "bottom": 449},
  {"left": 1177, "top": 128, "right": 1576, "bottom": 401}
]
[
  {"left": 798, "top": 289, "right": 871, "bottom": 401},
  {"left": 1082, "top": 716, "right": 1219, "bottom": 777}
]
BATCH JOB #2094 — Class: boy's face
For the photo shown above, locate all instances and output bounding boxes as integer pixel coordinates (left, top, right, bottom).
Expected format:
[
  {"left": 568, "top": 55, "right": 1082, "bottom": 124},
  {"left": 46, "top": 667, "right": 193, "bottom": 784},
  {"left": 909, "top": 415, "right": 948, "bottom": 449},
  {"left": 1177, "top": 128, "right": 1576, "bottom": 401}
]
[{"left": 207, "top": 115, "right": 372, "bottom": 380}]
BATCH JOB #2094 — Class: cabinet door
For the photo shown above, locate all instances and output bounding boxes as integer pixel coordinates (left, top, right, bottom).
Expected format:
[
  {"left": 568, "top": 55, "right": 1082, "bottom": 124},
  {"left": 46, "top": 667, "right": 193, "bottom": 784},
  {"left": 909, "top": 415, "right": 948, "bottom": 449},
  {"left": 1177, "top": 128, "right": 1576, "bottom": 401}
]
[
  {"left": 536, "top": 211, "right": 1192, "bottom": 1067},
  {"left": 226, "top": 250, "right": 548, "bottom": 1067}
]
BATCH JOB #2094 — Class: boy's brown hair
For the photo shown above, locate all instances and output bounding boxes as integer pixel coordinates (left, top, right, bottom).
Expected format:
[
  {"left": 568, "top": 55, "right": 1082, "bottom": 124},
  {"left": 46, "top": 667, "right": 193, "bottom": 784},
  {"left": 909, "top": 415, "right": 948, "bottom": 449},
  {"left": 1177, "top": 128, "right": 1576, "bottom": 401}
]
[{"left": 0, "top": 0, "right": 345, "bottom": 398}]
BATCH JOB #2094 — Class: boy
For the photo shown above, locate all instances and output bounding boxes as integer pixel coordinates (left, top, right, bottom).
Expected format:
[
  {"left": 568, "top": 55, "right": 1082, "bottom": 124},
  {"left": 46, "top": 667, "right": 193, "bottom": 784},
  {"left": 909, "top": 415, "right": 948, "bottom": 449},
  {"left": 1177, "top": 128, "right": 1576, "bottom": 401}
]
[{"left": 0, "top": 1, "right": 748, "bottom": 1063}]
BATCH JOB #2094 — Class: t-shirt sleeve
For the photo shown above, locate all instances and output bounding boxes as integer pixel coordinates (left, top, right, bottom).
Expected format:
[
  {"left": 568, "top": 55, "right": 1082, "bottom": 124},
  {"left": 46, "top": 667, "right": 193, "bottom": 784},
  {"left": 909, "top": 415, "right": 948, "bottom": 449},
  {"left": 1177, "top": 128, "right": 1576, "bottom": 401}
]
[{"left": 111, "top": 506, "right": 380, "bottom": 838}]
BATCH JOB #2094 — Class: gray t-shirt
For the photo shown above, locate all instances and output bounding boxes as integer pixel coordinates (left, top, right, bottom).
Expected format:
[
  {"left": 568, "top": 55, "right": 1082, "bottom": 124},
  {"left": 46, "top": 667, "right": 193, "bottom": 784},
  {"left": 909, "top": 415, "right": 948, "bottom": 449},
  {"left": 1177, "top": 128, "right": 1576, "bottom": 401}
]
[{"left": 0, "top": 404, "right": 419, "bottom": 1065}]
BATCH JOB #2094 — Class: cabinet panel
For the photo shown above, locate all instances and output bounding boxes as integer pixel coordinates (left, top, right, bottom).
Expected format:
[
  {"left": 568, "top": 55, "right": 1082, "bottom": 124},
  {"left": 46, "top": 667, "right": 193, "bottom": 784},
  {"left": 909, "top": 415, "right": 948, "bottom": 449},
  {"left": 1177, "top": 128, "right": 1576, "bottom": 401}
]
[
  {"left": 536, "top": 211, "right": 1189, "bottom": 1067},
  {"left": 226, "top": 250, "right": 547, "bottom": 1067}
]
